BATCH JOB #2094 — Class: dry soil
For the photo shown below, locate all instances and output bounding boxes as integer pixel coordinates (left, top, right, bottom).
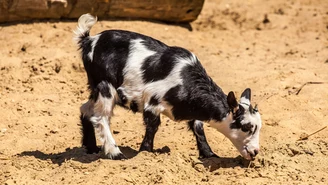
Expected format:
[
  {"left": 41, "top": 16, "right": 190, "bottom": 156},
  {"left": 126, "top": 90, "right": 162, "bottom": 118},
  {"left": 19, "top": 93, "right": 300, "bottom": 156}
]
[{"left": 1, "top": 0, "right": 328, "bottom": 184}]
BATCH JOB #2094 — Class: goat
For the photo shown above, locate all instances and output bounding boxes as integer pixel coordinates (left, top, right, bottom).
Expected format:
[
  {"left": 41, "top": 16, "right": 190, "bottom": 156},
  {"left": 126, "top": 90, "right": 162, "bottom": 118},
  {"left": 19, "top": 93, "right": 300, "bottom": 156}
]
[{"left": 74, "top": 14, "right": 262, "bottom": 160}]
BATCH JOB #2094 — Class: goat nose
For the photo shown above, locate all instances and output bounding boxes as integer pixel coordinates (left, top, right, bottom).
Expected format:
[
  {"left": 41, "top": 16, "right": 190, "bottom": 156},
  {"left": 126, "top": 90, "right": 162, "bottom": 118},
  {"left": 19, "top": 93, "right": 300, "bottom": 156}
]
[{"left": 253, "top": 149, "right": 259, "bottom": 156}]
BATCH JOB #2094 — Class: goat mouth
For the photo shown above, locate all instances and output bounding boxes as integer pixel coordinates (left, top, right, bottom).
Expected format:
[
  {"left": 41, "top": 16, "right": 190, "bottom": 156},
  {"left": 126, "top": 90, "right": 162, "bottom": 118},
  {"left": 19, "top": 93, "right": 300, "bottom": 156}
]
[{"left": 245, "top": 147, "right": 256, "bottom": 161}]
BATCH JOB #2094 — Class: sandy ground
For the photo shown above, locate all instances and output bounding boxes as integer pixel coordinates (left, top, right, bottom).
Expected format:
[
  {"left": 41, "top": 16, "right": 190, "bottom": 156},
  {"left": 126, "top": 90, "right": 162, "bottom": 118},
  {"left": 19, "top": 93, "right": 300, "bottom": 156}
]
[{"left": 1, "top": 0, "right": 328, "bottom": 184}]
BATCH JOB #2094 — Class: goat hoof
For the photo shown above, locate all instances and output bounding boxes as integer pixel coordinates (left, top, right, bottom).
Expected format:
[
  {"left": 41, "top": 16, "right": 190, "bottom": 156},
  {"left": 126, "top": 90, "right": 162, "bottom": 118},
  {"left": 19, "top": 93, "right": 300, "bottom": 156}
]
[
  {"left": 139, "top": 148, "right": 152, "bottom": 152},
  {"left": 139, "top": 144, "right": 153, "bottom": 152},
  {"left": 110, "top": 153, "right": 127, "bottom": 160},
  {"left": 86, "top": 146, "right": 101, "bottom": 154},
  {"left": 209, "top": 153, "right": 220, "bottom": 158},
  {"left": 199, "top": 152, "right": 220, "bottom": 159}
]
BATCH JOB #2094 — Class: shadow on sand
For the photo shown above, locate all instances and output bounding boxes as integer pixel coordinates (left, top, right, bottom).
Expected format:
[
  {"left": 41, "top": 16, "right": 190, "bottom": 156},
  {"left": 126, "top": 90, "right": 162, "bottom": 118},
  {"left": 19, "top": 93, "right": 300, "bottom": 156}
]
[
  {"left": 17, "top": 145, "right": 172, "bottom": 166},
  {"left": 197, "top": 155, "right": 251, "bottom": 171},
  {"left": 17, "top": 145, "right": 247, "bottom": 171},
  {"left": 17, "top": 146, "right": 138, "bottom": 165}
]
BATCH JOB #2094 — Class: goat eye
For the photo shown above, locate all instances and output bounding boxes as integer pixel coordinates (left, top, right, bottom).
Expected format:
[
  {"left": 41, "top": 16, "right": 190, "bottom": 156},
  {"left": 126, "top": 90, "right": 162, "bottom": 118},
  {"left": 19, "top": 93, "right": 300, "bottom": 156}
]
[{"left": 241, "top": 123, "right": 253, "bottom": 133}]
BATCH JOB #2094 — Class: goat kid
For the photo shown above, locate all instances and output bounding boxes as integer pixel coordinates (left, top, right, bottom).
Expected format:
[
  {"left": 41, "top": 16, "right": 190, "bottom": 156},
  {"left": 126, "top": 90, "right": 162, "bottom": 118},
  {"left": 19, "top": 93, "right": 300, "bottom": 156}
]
[{"left": 74, "top": 14, "right": 262, "bottom": 160}]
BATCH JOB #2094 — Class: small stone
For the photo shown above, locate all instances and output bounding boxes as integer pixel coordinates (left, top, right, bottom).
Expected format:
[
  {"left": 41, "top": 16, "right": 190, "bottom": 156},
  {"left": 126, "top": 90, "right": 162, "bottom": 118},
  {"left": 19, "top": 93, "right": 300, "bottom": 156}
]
[
  {"left": 50, "top": 129, "right": 59, "bottom": 134},
  {"left": 263, "top": 14, "right": 270, "bottom": 24}
]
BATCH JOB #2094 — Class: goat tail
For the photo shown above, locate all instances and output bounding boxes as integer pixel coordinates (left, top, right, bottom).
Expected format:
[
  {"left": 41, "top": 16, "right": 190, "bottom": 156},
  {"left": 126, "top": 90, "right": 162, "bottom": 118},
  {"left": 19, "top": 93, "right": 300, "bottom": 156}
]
[{"left": 73, "top": 13, "right": 97, "bottom": 43}]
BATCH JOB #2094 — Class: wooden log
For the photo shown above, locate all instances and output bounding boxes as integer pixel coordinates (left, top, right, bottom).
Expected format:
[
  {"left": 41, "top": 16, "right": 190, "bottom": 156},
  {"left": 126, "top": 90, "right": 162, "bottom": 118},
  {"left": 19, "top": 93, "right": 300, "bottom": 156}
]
[
  {"left": 108, "top": 0, "right": 205, "bottom": 22},
  {"left": 0, "top": 0, "right": 204, "bottom": 23}
]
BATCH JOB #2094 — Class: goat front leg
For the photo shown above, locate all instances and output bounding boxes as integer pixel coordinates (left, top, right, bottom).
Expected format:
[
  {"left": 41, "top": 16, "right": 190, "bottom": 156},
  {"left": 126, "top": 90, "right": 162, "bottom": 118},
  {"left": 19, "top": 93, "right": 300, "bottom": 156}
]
[
  {"left": 188, "top": 120, "right": 219, "bottom": 159},
  {"left": 139, "top": 110, "right": 161, "bottom": 152}
]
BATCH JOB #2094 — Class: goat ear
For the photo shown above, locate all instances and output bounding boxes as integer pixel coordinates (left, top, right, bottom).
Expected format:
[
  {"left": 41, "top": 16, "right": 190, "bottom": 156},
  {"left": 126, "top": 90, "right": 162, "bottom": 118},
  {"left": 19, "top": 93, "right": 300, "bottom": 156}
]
[
  {"left": 227, "top": 91, "right": 238, "bottom": 109},
  {"left": 249, "top": 104, "right": 254, "bottom": 113},
  {"left": 240, "top": 88, "right": 251, "bottom": 105}
]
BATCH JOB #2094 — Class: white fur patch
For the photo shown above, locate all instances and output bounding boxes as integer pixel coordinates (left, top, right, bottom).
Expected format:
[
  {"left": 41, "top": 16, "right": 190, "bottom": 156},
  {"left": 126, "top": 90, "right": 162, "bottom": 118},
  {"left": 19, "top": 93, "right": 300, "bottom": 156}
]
[
  {"left": 88, "top": 34, "right": 100, "bottom": 61},
  {"left": 209, "top": 113, "right": 233, "bottom": 137},
  {"left": 121, "top": 39, "right": 156, "bottom": 108},
  {"left": 83, "top": 83, "right": 122, "bottom": 157},
  {"left": 119, "top": 39, "right": 198, "bottom": 118},
  {"left": 144, "top": 102, "right": 164, "bottom": 115},
  {"left": 193, "top": 120, "right": 203, "bottom": 137},
  {"left": 80, "top": 100, "right": 94, "bottom": 118},
  {"left": 144, "top": 56, "right": 195, "bottom": 96},
  {"left": 73, "top": 13, "right": 97, "bottom": 41},
  {"left": 142, "top": 56, "right": 196, "bottom": 117}
]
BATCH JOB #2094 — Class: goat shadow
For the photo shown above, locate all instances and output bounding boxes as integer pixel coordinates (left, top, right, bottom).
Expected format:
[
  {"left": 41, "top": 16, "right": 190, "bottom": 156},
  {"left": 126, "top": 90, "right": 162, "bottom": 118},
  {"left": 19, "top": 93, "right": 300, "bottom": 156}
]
[
  {"left": 197, "top": 156, "right": 252, "bottom": 172},
  {"left": 17, "top": 145, "right": 171, "bottom": 166},
  {"left": 17, "top": 146, "right": 138, "bottom": 166},
  {"left": 17, "top": 145, "right": 248, "bottom": 171}
]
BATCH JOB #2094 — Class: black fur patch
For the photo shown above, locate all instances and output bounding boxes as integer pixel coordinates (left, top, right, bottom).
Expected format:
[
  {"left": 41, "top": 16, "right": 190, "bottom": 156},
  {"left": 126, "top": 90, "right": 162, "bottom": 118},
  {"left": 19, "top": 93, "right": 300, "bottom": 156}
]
[
  {"left": 97, "top": 81, "right": 112, "bottom": 98},
  {"left": 141, "top": 47, "right": 193, "bottom": 83},
  {"left": 117, "top": 88, "right": 127, "bottom": 105},
  {"left": 252, "top": 125, "right": 258, "bottom": 135},
  {"left": 89, "top": 81, "right": 112, "bottom": 101},
  {"left": 84, "top": 30, "right": 163, "bottom": 90},
  {"left": 89, "top": 31, "right": 132, "bottom": 89},
  {"left": 230, "top": 105, "right": 245, "bottom": 129},
  {"left": 241, "top": 122, "right": 254, "bottom": 133},
  {"left": 141, "top": 54, "right": 173, "bottom": 83},
  {"left": 80, "top": 114, "right": 100, "bottom": 154},
  {"left": 164, "top": 63, "right": 230, "bottom": 121},
  {"left": 130, "top": 100, "right": 139, "bottom": 113},
  {"left": 140, "top": 110, "right": 161, "bottom": 152},
  {"left": 141, "top": 38, "right": 167, "bottom": 52},
  {"left": 230, "top": 105, "right": 254, "bottom": 134},
  {"left": 149, "top": 95, "right": 160, "bottom": 106}
]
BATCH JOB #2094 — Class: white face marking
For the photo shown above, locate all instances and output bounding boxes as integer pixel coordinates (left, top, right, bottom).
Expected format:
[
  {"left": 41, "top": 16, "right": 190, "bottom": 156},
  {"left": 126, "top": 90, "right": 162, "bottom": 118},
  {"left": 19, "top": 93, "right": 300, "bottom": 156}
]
[
  {"left": 232, "top": 110, "right": 261, "bottom": 160},
  {"left": 210, "top": 104, "right": 262, "bottom": 160},
  {"left": 88, "top": 34, "right": 100, "bottom": 61}
]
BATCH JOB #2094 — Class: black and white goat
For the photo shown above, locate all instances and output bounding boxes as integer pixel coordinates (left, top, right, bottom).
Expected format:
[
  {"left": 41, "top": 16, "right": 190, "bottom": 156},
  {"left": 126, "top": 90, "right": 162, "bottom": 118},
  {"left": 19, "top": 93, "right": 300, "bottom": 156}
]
[{"left": 74, "top": 14, "right": 262, "bottom": 160}]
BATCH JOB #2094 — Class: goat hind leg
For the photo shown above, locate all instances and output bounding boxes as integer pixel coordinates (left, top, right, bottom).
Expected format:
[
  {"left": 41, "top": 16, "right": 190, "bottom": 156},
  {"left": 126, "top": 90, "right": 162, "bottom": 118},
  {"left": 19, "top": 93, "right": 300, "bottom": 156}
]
[
  {"left": 80, "top": 112, "right": 101, "bottom": 154},
  {"left": 90, "top": 81, "right": 126, "bottom": 160}
]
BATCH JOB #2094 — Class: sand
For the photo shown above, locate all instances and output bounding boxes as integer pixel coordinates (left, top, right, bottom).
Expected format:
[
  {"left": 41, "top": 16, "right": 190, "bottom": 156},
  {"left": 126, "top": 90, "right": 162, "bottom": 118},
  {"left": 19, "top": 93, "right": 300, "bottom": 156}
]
[{"left": 1, "top": 0, "right": 328, "bottom": 184}]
